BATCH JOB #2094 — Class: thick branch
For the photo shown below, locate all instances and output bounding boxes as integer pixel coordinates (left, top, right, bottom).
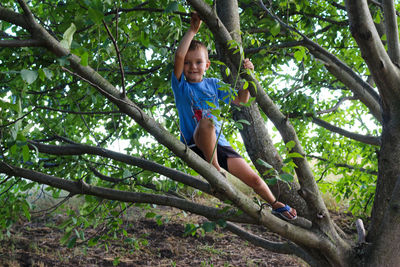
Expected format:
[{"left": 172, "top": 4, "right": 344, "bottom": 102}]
[
  {"left": 0, "top": 6, "right": 28, "bottom": 29},
  {"left": 308, "top": 47, "right": 382, "bottom": 123},
  {"left": 0, "top": 39, "right": 44, "bottom": 47},
  {"left": 382, "top": 0, "right": 400, "bottom": 65},
  {"left": 225, "top": 222, "right": 319, "bottom": 266},
  {"left": 345, "top": 0, "right": 400, "bottom": 100},
  {"left": 255, "top": 1, "right": 382, "bottom": 123},
  {"left": 0, "top": 161, "right": 254, "bottom": 224},
  {"left": 28, "top": 140, "right": 212, "bottom": 195},
  {"left": 89, "top": 166, "right": 184, "bottom": 199}
]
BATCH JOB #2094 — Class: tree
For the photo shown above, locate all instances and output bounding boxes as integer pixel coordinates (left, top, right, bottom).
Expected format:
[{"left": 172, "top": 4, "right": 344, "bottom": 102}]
[{"left": 0, "top": 0, "right": 398, "bottom": 265}]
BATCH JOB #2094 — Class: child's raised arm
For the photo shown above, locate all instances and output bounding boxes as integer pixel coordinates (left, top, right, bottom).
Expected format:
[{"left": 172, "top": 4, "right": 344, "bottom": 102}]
[{"left": 174, "top": 13, "right": 202, "bottom": 81}]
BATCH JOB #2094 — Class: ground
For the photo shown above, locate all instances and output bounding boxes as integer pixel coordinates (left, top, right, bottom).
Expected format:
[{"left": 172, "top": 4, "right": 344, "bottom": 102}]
[{"left": 0, "top": 196, "right": 355, "bottom": 267}]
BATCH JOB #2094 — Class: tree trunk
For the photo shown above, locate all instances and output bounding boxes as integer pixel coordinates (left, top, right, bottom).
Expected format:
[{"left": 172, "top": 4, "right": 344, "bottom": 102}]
[
  {"left": 232, "top": 102, "right": 308, "bottom": 216},
  {"left": 215, "top": 0, "right": 307, "bottom": 216},
  {"left": 365, "top": 106, "right": 400, "bottom": 265},
  {"left": 344, "top": 0, "right": 400, "bottom": 265}
]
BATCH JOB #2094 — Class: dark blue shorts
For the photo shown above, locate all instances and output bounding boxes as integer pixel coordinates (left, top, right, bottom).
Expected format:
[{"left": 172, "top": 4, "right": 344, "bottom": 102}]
[{"left": 190, "top": 144, "right": 242, "bottom": 170}]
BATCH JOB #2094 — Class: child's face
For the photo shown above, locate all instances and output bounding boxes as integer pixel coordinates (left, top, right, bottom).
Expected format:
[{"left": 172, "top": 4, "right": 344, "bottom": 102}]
[{"left": 183, "top": 48, "right": 210, "bottom": 83}]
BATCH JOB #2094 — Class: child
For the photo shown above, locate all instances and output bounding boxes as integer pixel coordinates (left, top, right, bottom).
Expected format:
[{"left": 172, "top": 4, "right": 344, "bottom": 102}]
[{"left": 171, "top": 13, "right": 296, "bottom": 220}]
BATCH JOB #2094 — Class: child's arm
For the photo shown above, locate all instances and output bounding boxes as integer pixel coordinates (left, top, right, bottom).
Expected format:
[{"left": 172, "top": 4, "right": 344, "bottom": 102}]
[
  {"left": 232, "top": 58, "right": 254, "bottom": 105},
  {"left": 174, "top": 13, "right": 202, "bottom": 81}
]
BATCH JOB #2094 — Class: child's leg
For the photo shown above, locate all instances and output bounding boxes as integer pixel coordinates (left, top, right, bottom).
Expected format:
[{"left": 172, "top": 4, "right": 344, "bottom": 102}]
[
  {"left": 193, "top": 118, "right": 221, "bottom": 171},
  {"left": 227, "top": 157, "right": 297, "bottom": 219}
]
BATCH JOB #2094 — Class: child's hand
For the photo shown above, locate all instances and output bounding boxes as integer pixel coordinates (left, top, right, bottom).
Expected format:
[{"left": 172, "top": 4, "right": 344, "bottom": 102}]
[
  {"left": 243, "top": 58, "right": 254, "bottom": 71},
  {"left": 190, "top": 12, "right": 202, "bottom": 33}
]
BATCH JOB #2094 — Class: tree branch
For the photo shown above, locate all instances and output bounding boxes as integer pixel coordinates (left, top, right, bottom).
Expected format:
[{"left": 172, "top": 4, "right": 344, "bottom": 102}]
[
  {"left": 257, "top": 1, "right": 382, "bottom": 123},
  {"left": 102, "top": 19, "right": 126, "bottom": 97},
  {"left": 307, "top": 154, "right": 378, "bottom": 176},
  {"left": 89, "top": 165, "right": 184, "bottom": 199},
  {"left": 345, "top": 0, "right": 400, "bottom": 100},
  {"left": 28, "top": 140, "right": 212, "bottom": 195},
  {"left": 0, "top": 107, "right": 37, "bottom": 128},
  {"left": 0, "top": 6, "right": 28, "bottom": 29},
  {"left": 382, "top": 0, "right": 400, "bottom": 65},
  {"left": 316, "top": 96, "right": 357, "bottom": 115},
  {"left": 0, "top": 39, "right": 44, "bottom": 47},
  {"left": 34, "top": 106, "right": 122, "bottom": 115},
  {"left": 0, "top": 161, "right": 255, "bottom": 225},
  {"left": 312, "top": 117, "right": 381, "bottom": 146},
  {"left": 225, "top": 222, "right": 319, "bottom": 266}
]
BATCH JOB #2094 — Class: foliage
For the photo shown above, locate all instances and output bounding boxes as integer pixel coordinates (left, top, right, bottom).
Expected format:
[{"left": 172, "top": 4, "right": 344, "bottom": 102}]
[{"left": 0, "top": 0, "right": 391, "bottom": 265}]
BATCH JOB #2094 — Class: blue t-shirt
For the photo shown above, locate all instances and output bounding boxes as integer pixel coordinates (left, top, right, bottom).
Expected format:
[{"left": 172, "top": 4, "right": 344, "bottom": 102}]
[{"left": 171, "top": 72, "right": 232, "bottom": 146}]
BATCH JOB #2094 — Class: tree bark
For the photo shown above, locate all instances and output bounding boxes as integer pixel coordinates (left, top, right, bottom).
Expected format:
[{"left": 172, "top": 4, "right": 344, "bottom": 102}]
[
  {"left": 344, "top": 0, "right": 400, "bottom": 265},
  {"left": 214, "top": 0, "right": 307, "bottom": 216},
  {"left": 232, "top": 102, "right": 308, "bottom": 216}
]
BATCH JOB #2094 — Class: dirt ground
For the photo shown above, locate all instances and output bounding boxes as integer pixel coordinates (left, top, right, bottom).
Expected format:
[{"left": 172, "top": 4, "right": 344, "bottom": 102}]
[{"left": 0, "top": 206, "right": 354, "bottom": 267}]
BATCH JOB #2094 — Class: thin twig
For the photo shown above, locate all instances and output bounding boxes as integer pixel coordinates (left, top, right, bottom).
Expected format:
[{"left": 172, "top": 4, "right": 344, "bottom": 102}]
[
  {"left": 0, "top": 107, "right": 37, "bottom": 128},
  {"left": 30, "top": 194, "right": 72, "bottom": 215},
  {"left": 34, "top": 106, "right": 122, "bottom": 115},
  {"left": 102, "top": 19, "right": 126, "bottom": 97},
  {"left": 60, "top": 66, "right": 144, "bottom": 120},
  {"left": 0, "top": 178, "right": 21, "bottom": 197},
  {"left": 316, "top": 96, "right": 357, "bottom": 115}
]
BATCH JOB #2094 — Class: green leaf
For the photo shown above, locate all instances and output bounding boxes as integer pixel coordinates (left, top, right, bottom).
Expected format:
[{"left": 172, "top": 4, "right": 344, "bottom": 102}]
[
  {"left": 164, "top": 1, "right": 179, "bottom": 13},
  {"left": 216, "top": 219, "right": 227, "bottom": 227},
  {"left": 22, "top": 145, "right": 30, "bottom": 162},
  {"left": 286, "top": 140, "right": 296, "bottom": 150},
  {"left": 123, "top": 169, "right": 132, "bottom": 178},
  {"left": 60, "top": 23, "right": 76, "bottom": 49},
  {"left": 279, "top": 173, "right": 294, "bottom": 182},
  {"left": 21, "top": 69, "right": 38, "bottom": 84},
  {"left": 294, "top": 48, "right": 306, "bottom": 62},
  {"left": 88, "top": 8, "right": 104, "bottom": 24},
  {"left": 225, "top": 67, "right": 231, "bottom": 76},
  {"left": 206, "top": 101, "right": 216, "bottom": 108},
  {"left": 145, "top": 212, "right": 156, "bottom": 218},
  {"left": 38, "top": 69, "right": 45, "bottom": 81},
  {"left": 113, "top": 257, "right": 120, "bottom": 266},
  {"left": 256, "top": 158, "right": 273, "bottom": 169},
  {"left": 67, "top": 236, "right": 77, "bottom": 248},
  {"left": 270, "top": 21, "right": 280, "bottom": 36},
  {"left": 80, "top": 52, "right": 89, "bottom": 66},
  {"left": 201, "top": 221, "right": 216, "bottom": 232},
  {"left": 265, "top": 177, "right": 278, "bottom": 185},
  {"left": 374, "top": 10, "right": 381, "bottom": 24},
  {"left": 243, "top": 81, "right": 249, "bottom": 90},
  {"left": 210, "top": 109, "right": 221, "bottom": 117},
  {"left": 60, "top": 231, "right": 72, "bottom": 245},
  {"left": 21, "top": 200, "right": 31, "bottom": 221},
  {"left": 88, "top": 236, "right": 101, "bottom": 247},
  {"left": 288, "top": 152, "right": 303, "bottom": 158},
  {"left": 236, "top": 119, "right": 250, "bottom": 125}
]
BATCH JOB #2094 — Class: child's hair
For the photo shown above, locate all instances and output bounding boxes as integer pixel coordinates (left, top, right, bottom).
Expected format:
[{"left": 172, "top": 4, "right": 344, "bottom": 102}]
[{"left": 189, "top": 40, "right": 209, "bottom": 59}]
